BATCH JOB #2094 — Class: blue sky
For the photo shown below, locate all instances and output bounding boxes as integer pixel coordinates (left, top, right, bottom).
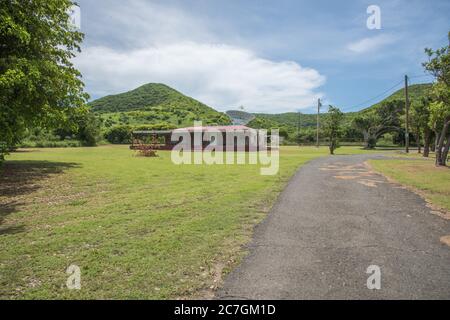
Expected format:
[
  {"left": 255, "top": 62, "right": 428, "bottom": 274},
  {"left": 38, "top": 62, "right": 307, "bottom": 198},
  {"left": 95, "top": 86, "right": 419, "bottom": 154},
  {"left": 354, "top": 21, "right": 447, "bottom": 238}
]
[{"left": 75, "top": 0, "right": 449, "bottom": 113}]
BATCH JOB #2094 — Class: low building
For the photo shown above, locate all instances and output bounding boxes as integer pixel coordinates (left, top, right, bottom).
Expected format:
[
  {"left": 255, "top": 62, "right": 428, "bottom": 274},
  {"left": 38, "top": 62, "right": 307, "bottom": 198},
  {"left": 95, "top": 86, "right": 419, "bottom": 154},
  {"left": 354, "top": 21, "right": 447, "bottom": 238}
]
[{"left": 131, "top": 125, "right": 271, "bottom": 151}]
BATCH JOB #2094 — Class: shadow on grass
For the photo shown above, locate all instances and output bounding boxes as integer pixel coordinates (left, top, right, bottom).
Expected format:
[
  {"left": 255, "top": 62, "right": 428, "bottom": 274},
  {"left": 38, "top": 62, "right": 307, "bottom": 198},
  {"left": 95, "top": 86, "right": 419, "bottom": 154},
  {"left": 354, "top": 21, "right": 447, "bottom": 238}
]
[{"left": 0, "top": 160, "right": 80, "bottom": 235}]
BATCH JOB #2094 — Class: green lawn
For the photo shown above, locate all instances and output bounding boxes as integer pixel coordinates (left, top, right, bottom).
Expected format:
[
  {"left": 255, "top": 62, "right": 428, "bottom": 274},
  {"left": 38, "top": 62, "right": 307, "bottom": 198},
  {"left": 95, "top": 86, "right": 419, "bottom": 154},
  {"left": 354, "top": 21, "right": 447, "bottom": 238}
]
[
  {"left": 369, "top": 157, "right": 450, "bottom": 212},
  {"left": 0, "top": 145, "right": 378, "bottom": 299}
]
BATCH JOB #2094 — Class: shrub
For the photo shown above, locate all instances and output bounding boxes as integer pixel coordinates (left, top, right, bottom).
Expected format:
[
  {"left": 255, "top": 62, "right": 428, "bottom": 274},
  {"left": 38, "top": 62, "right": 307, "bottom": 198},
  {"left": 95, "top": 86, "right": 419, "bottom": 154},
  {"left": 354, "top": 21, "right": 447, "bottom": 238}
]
[
  {"left": 105, "top": 126, "right": 132, "bottom": 144},
  {"left": 77, "top": 113, "right": 101, "bottom": 146}
]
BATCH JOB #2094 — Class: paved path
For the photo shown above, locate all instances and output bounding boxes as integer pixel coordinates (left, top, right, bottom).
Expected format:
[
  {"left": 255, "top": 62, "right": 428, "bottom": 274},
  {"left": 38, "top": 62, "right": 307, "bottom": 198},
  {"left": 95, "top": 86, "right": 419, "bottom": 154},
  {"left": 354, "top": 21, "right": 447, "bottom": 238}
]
[{"left": 217, "top": 155, "right": 450, "bottom": 299}]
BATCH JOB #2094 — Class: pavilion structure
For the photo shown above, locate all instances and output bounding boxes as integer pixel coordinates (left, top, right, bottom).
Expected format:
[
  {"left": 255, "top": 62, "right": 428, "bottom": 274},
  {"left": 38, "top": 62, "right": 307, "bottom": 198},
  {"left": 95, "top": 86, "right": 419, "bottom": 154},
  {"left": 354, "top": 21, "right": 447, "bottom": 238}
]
[{"left": 130, "top": 125, "right": 271, "bottom": 151}]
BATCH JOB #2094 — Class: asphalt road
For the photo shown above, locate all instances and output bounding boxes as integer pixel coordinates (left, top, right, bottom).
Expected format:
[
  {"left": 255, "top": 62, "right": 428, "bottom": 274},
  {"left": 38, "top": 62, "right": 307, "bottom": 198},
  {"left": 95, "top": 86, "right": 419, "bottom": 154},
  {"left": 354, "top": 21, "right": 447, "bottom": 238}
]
[{"left": 217, "top": 154, "right": 450, "bottom": 299}]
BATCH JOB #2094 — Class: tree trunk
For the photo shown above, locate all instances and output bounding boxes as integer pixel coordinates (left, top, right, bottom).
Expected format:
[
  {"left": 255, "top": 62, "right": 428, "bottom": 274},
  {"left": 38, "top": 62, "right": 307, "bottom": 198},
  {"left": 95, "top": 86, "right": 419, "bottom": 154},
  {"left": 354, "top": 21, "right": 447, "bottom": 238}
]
[
  {"left": 432, "top": 131, "right": 439, "bottom": 152},
  {"left": 329, "top": 138, "right": 336, "bottom": 155},
  {"left": 362, "top": 131, "right": 369, "bottom": 149},
  {"left": 442, "top": 134, "right": 450, "bottom": 166},
  {"left": 423, "top": 127, "right": 431, "bottom": 158},
  {"left": 436, "top": 119, "right": 450, "bottom": 166},
  {"left": 415, "top": 131, "right": 421, "bottom": 154}
]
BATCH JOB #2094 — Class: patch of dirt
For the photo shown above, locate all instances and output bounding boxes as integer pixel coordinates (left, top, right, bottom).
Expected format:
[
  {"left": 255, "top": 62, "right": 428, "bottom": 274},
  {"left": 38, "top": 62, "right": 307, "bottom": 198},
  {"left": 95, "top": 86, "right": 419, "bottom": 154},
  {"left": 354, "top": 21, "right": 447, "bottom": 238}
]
[
  {"left": 177, "top": 261, "right": 227, "bottom": 300},
  {"left": 365, "top": 161, "right": 450, "bottom": 221},
  {"left": 334, "top": 175, "right": 359, "bottom": 180},
  {"left": 357, "top": 179, "right": 384, "bottom": 188},
  {"left": 428, "top": 207, "right": 450, "bottom": 220},
  {"left": 439, "top": 235, "right": 450, "bottom": 247},
  {"left": 321, "top": 163, "right": 385, "bottom": 188}
]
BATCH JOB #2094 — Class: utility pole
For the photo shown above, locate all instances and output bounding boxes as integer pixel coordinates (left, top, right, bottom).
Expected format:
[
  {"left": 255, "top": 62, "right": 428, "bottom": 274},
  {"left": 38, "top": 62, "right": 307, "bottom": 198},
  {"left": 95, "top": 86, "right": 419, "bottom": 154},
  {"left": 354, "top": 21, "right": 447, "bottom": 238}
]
[
  {"left": 404, "top": 75, "right": 410, "bottom": 153},
  {"left": 316, "top": 98, "right": 321, "bottom": 148},
  {"left": 297, "top": 111, "right": 301, "bottom": 147}
]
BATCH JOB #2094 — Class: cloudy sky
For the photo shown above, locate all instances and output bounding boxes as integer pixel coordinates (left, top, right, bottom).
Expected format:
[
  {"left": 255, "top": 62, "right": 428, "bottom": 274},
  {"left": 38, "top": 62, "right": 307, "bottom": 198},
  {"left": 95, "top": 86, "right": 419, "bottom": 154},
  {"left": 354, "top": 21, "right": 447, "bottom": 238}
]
[{"left": 74, "top": 0, "right": 449, "bottom": 113}]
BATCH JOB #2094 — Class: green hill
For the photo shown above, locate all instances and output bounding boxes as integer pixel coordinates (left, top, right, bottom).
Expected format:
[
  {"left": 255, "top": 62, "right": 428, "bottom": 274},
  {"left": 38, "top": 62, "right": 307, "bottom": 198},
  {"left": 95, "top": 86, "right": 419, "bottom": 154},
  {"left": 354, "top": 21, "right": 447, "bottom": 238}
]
[
  {"left": 89, "top": 83, "right": 231, "bottom": 128},
  {"left": 249, "top": 83, "right": 432, "bottom": 130},
  {"left": 360, "top": 83, "right": 432, "bottom": 113},
  {"left": 244, "top": 83, "right": 432, "bottom": 144}
]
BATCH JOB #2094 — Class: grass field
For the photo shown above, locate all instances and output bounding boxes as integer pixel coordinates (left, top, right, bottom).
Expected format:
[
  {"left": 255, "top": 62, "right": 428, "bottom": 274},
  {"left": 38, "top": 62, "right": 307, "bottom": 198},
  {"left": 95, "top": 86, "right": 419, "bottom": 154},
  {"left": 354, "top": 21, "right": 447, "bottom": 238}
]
[
  {"left": 0, "top": 145, "right": 385, "bottom": 299},
  {"left": 369, "top": 156, "right": 450, "bottom": 212}
]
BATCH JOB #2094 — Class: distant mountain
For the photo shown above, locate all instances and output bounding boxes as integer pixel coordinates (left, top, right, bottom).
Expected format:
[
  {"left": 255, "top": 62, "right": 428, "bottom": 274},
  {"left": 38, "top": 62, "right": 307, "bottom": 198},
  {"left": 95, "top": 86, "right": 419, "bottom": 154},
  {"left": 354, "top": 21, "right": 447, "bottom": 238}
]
[
  {"left": 89, "top": 83, "right": 231, "bottom": 128},
  {"left": 226, "top": 110, "right": 255, "bottom": 125}
]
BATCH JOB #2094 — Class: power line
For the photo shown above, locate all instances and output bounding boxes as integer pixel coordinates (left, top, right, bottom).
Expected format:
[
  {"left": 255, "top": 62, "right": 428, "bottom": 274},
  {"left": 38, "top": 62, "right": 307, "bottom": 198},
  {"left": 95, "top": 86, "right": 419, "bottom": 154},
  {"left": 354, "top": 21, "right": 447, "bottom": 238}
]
[
  {"left": 342, "top": 80, "right": 404, "bottom": 112},
  {"left": 409, "top": 74, "right": 434, "bottom": 80}
]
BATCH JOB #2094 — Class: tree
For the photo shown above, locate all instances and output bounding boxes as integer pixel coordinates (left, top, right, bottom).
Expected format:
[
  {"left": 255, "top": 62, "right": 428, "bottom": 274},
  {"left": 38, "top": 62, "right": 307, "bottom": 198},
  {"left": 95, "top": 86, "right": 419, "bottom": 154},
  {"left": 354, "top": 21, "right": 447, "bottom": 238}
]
[
  {"left": 429, "top": 97, "right": 450, "bottom": 166},
  {"left": 410, "top": 97, "right": 433, "bottom": 156},
  {"left": 75, "top": 109, "right": 102, "bottom": 146},
  {"left": 278, "top": 127, "right": 289, "bottom": 140},
  {"left": 0, "top": 0, "right": 88, "bottom": 162},
  {"left": 423, "top": 32, "right": 450, "bottom": 166},
  {"left": 352, "top": 113, "right": 378, "bottom": 149},
  {"left": 352, "top": 100, "right": 404, "bottom": 149},
  {"left": 54, "top": 107, "right": 101, "bottom": 146},
  {"left": 105, "top": 125, "right": 132, "bottom": 144},
  {"left": 323, "top": 106, "right": 344, "bottom": 154}
]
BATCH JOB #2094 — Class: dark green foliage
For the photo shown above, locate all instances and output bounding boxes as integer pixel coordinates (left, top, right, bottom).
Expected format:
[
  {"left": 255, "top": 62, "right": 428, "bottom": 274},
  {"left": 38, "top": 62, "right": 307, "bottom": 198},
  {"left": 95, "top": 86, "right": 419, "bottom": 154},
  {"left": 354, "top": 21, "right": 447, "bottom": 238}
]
[
  {"left": 0, "top": 0, "right": 88, "bottom": 161},
  {"left": 52, "top": 107, "right": 101, "bottom": 146},
  {"left": 423, "top": 34, "right": 450, "bottom": 165},
  {"left": 352, "top": 100, "right": 405, "bottom": 149},
  {"left": 278, "top": 127, "right": 289, "bottom": 140},
  {"left": 105, "top": 125, "right": 132, "bottom": 144},
  {"left": 76, "top": 111, "right": 102, "bottom": 146},
  {"left": 323, "top": 106, "right": 344, "bottom": 154},
  {"left": 104, "top": 122, "right": 180, "bottom": 144}
]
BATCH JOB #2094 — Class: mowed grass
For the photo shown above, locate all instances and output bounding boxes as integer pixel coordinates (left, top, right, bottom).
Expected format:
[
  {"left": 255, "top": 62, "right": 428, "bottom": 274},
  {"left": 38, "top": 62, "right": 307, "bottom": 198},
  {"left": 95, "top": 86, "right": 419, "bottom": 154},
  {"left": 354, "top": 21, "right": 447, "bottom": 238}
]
[
  {"left": 369, "top": 156, "right": 450, "bottom": 212},
  {"left": 0, "top": 145, "right": 374, "bottom": 299}
]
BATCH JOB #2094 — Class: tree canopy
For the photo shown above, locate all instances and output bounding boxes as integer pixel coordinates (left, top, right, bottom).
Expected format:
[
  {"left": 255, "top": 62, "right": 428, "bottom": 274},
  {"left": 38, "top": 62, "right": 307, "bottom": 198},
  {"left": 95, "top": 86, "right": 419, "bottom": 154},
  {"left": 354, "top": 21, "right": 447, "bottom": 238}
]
[
  {"left": 323, "top": 106, "right": 344, "bottom": 154},
  {"left": 352, "top": 100, "right": 404, "bottom": 149},
  {"left": 423, "top": 33, "right": 450, "bottom": 165},
  {"left": 0, "top": 0, "right": 88, "bottom": 161}
]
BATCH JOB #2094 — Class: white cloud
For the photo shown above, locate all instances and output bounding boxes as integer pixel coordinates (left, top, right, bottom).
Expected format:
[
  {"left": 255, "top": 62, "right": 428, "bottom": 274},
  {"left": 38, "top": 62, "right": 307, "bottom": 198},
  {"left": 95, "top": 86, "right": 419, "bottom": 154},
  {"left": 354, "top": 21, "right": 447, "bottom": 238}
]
[
  {"left": 74, "top": 0, "right": 326, "bottom": 113},
  {"left": 75, "top": 42, "right": 325, "bottom": 113},
  {"left": 347, "top": 34, "right": 396, "bottom": 54},
  {"left": 93, "top": 0, "right": 215, "bottom": 47}
]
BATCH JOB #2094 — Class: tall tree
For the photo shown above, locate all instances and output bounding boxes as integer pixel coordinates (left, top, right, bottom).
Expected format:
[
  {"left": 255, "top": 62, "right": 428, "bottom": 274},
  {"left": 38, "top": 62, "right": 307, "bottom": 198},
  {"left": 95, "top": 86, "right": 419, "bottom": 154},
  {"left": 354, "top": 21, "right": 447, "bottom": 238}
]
[
  {"left": 352, "top": 100, "right": 404, "bottom": 149},
  {"left": 423, "top": 32, "right": 450, "bottom": 166},
  {"left": 0, "top": 0, "right": 88, "bottom": 162},
  {"left": 410, "top": 97, "right": 432, "bottom": 156},
  {"left": 323, "top": 106, "right": 344, "bottom": 155}
]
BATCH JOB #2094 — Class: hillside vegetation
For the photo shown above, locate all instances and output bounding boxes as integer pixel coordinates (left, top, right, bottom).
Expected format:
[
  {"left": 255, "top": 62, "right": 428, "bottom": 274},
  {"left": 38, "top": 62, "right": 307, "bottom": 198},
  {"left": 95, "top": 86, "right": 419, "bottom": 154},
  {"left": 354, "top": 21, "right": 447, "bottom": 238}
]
[
  {"left": 247, "top": 83, "right": 432, "bottom": 144},
  {"left": 252, "top": 83, "right": 431, "bottom": 129},
  {"left": 89, "top": 83, "right": 231, "bottom": 129},
  {"left": 361, "top": 83, "right": 432, "bottom": 113}
]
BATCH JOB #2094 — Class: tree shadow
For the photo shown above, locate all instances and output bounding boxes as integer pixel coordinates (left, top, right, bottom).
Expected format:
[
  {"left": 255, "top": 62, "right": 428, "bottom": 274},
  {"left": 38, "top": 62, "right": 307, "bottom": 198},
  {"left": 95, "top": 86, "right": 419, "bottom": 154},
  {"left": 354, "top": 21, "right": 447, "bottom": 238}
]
[{"left": 0, "top": 160, "right": 80, "bottom": 236}]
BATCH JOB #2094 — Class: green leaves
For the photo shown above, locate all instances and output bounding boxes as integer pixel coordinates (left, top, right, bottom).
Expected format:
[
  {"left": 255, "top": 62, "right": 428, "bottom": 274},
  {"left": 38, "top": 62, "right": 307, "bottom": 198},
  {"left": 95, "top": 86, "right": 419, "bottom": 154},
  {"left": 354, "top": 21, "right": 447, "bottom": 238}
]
[
  {"left": 423, "top": 31, "right": 450, "bottom": 165},
  {"left": 323, "top": 106, "right": 344, "bottom": 154},
  {"left": 0, "top": 0, "right": 88, "bottom": 160}
]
